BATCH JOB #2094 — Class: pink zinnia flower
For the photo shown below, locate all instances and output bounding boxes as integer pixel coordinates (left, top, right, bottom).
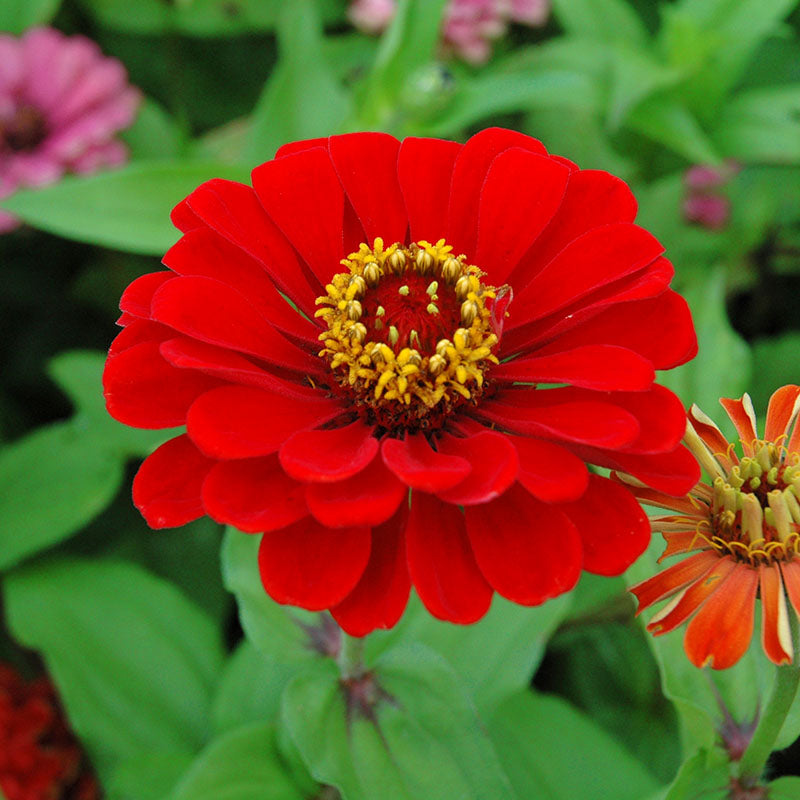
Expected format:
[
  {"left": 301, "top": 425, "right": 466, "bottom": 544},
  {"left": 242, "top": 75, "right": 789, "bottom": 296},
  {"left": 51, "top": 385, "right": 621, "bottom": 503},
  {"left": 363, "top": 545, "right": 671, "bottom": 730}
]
[
  {"left": 0, "top": 27, "right": 140, "bottom": 233},
  {"left": 348, "top": 0, "right": 550, "bottom": 64}
]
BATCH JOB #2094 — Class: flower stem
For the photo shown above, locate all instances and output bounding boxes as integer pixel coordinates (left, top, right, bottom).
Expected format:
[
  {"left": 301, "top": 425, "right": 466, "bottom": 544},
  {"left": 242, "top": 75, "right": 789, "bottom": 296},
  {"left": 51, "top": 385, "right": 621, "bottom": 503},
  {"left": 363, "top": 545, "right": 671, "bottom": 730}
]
[
  {"left": 737, "top": 659, "right": 800, "bottom": 782},
  {"left": 337, "top": 632, "right": 366, "bottom": 681}
]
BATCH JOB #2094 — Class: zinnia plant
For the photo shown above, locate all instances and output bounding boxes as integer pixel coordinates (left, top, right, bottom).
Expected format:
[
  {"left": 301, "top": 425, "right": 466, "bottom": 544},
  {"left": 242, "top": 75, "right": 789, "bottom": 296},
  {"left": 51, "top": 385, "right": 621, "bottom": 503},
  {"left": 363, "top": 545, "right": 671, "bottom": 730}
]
[
  {"left": 0, "top": 27, "right": 140, "bottom": 233},
  {"left": 630, "top": 385, "right": 800, "bottom": 670},
  {"left": 103, "top": 128, "right": 699, "bottom": 635}
]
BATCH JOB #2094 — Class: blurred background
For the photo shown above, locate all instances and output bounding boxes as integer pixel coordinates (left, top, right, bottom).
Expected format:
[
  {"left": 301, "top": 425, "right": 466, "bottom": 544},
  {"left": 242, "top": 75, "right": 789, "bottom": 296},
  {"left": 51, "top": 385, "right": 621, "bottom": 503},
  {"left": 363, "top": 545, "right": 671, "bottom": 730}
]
[{"left": 1, "top": 0, "right": 800, "bottom": 794}]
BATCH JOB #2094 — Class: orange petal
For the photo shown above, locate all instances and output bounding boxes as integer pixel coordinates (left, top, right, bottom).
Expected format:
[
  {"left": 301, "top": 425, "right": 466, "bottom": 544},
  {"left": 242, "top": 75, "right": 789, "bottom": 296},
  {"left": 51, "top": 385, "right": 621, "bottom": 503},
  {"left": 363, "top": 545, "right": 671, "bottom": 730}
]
[
  {"left": 689, "top": 404, "right": 737, "bottom": 469},
  {"left": 780, "top": 560, "right": 800, "bottom": 617},
  {"left": 765, "top": 385, "right": 800, "bottom": 445},
  {"left": 760, "top": 564, "right": 793, "bottom": 665},
  {"left": 660, "top": 530, "right": 712, "bottom": 561},
  {"left": 616, "top": 481, "right": 700, "bottom": 515},
  {"left": 683, "top": 563, "right": 758, "bottom": 669},
  {"left": 630, "top": 550, "right": 720, "bottom": 611},
  {"left": 647, "top": 555, "right": 737, "bottom": 635},
  {"left": 720, "top": 395, "right": 758, "bottom": 456}
]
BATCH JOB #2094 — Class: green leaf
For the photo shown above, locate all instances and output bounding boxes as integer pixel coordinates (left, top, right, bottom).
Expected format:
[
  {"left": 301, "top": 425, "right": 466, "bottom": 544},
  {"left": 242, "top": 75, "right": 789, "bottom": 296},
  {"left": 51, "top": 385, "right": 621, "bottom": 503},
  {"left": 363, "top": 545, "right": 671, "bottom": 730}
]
[
  {"left": 171, "top": 722, "right": 305, "bottom": 800},
  {"left": 372, "top": 592, "right": 570, "bottom": 714},
  {"left": 282, "top": 644, "right": 516, "bottom": 800},
  {"left": 606, "top": 47, "right": 684, "bottom": 129},
  {"left": 222, "top": 528, "right": 321, "bottom": 664},
  {"left": 0, "top": 349, "right": 169, "bottom": 569},
  {"left": 657, "top": 268, "right": 752, "bottom": 414},
  {"left": 488, "top": 690, "right": 660, "bottom": 800},
  {"left": 0, "top": 0, "right": 61, "bottom": 32},
  {"left": 714, "top": 85, "right": 800, "bottom": 163},
  {"left": 76, "top": 0, "right": 343, "bottom": 35},
  {"left": 360, "top": 0, "right": 449, "bottom": 126},
  {"left": 770, "top": 776, "right": 800, "bottom": 799},
  {"left": 246, "top": 0, "right": 351, "bottom": 162},
  {"left": 121, "top": 98, "right": 186, "bottom": 160},
  {"left": 423, "top": 69, "right": 599, "bottom": 137},
  {"left": 106, "top": 751, "right": 196, "bottom": 800},
  {"left": 750, "top": 333, "right": 800, "bottom": 414},
  {"left": 626, "top": 96, "right": 720, "bottom": 163},
  {"left": 4, "top": 558, "right": 225, "bottom": 778},
  {"left": 0, "top": 423, "right": 123, "bottom": 570},
  {"left": 211, "top": 640, "right": 297, "bottom": 734},
  {"left": 662, "top": 747, "right": 729, "bottom": 800},
  {"left": 669, "top": 0, "right": 796, "bottom": 112},
  {"left": 550, "top": 0, "right": 649, "bottom": 46},
  {"left": 0, "top": 161, "right": 250, "bottom": 255}
]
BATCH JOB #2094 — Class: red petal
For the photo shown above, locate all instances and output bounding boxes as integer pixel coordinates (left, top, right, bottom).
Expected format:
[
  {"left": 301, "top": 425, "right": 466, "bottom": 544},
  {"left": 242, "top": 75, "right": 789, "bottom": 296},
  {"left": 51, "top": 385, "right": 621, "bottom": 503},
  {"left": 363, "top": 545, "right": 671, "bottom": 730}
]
[
  {"left": 529, "top": 291, "right": 697, "bottom": 371},
  {"left": 512, "top": 436, "right": 589, "bottom": 502},
  {"left": 760, "top": 565, "right": 793, "bottom": 665},
  {"left": 184, "top": 178, "right": 319, "bottom": 314},
  {"left": 646, "top": 556, "right": 738, "bottom": 635},
  {"left": 305, "top": 455, "right": 407, "bottom": 528},
  {"left": 474, "top": 148, "right": 569, "bottom": 285},
  {"left": 150, "top": 276, "right": 319, "bottom": 374},
  {"left": 276, "top": 137, "right": 329, "bottom": 158},
  {"left": 561, "top": 474, "right": 650, "bottom": 575},
  {"left": 511, "top": 169, "right": 638, "bottom": 286},
  {"left": 279, "top": 421, "right": 379, "bottom": 483},
  {"left": 132, "top": 434, "right": 215, "bottom": 528},
  {"left": 171, "top": 197, "right": 203, "bottom": 232},
  {"left": 252, "top": 147, "right": 344, "bottom": 289},
  {"left": 257, "top": 520, "right": 371, "bottom": 611},
  {"left": 630, "top": 550, "right": 721, "bottom": 611},
  {"left": 406, "top": 492, "right": 492, "bottom": 623},
  {"left": 493, "top": 345, "right": 655, "bottom": 391},
  {"left": 447, "top": 128, "right": 547, "bottom": 257},
  {"left": 502, "top": 256, "right": 675, "bottom": 354},
  {"left": 160, "top": 337, "right": 315, "bottom": 399},
  {"left": 397, "top": 136, "right": 461, "bottom": 242},
  {"left": 605, "top": 385, "right": 688, "bottom": 455},
  {"left": 328, "top": 133, "right": 407, "bottom": 245},
  {"left": 202, "top": 453, "right": 308, "bottom": 532},
  {"left": 332, "top": 504, "right": 411, "bottom": 636},
  {"left": 381, "top": 433, "right": 471, "bottom": 492},
  {"left": 577, "top": 444, "right": 701, "bottom": 496},
  {"left": 683, "top": 563, "right": 759, "bottom": 669},
  {"left": 164, "top": 228, "right": 319, "bottom": 345},
  {"left": 509, "top": 223, "right": 665, "bottom": 328},
  {"left": 108, "top": 319, "right": 174, "bottom": 356},
  {"left": 187, "top": 385, "right": 342, "bottom": 459},
  {"left": 477, "top": 389, "right": 640, "bottom": 449},
  {"left": 436, "top": 431, "right": 519, "bottom": 505},
  {"left": 465, "top": 482, "right": 581, "bottom": 605},
  {"left": 766, "top": 385, "right": 800, "bottom": 443},
  {"left": 119, "top": 272, "right": 174, "bottom": 319},
  {"left": 104, "top": 340, "right": 222, "bottom": 428}
]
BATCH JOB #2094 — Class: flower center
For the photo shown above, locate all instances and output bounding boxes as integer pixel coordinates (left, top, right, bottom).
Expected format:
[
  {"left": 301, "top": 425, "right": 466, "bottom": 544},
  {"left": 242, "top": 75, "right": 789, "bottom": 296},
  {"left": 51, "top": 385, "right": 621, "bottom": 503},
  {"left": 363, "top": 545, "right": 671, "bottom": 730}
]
[
  {"left": 700, "top": 440, "right": 800, "bottom": 564},
  {"left": 316, "top": 238, "right": 504, "bottom": 433},
  {"left": 0, "top": 106, "right": 48, "bottom": 153}
]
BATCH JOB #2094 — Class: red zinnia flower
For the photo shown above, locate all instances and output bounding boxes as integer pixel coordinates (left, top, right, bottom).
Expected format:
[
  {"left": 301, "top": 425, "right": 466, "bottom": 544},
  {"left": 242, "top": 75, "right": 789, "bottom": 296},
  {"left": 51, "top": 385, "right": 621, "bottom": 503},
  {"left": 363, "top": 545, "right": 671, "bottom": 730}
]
[
  {"left": 629, "top": 386, "right": 800, "bottom": 669},
  {"left": 103, "top": 129, "right": 699, "bottom": 635},
  {"left": 0, "top": 663, "right": 98, "bottom": 800}
]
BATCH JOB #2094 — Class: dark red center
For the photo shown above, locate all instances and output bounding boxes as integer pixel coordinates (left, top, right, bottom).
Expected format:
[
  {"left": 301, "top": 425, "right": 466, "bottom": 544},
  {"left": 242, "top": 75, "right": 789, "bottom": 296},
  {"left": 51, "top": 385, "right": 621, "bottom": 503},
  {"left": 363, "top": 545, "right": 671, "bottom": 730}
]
[
  {"left": 0, "top": 106, "right": 48, "bottom": 153},
  {"left": 360, "top": 272, "right": 462, "bottom": 352}
]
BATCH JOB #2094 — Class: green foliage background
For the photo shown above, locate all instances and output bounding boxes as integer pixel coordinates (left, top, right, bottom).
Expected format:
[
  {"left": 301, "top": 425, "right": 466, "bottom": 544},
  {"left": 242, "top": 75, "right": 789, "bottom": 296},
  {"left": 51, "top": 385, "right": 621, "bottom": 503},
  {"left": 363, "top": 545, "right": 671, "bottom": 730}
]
[{"left": 2, "top": 0, "right": 800, "bottom": 798}]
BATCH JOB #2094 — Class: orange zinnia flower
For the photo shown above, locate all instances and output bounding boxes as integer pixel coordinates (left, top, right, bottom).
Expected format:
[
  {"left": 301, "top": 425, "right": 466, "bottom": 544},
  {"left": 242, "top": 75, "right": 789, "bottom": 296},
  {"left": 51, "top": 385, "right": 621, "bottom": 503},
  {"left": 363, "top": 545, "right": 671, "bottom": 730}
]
[{"left": 628, "top": 385, "right": 800, "bottom": 669}]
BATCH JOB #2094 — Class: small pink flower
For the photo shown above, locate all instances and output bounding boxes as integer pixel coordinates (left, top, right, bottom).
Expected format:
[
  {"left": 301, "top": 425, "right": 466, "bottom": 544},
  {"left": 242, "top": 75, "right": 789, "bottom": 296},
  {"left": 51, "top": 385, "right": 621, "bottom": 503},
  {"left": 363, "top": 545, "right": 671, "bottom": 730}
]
[
  {"left": 683, "top": 193, "right": 731, "bottom": 231},
  {"left": 349, "top": 0, "right": 550, "bottom": 64},
  {"left": 0, "top": 27, "right": 140, "bottom": 233}
]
